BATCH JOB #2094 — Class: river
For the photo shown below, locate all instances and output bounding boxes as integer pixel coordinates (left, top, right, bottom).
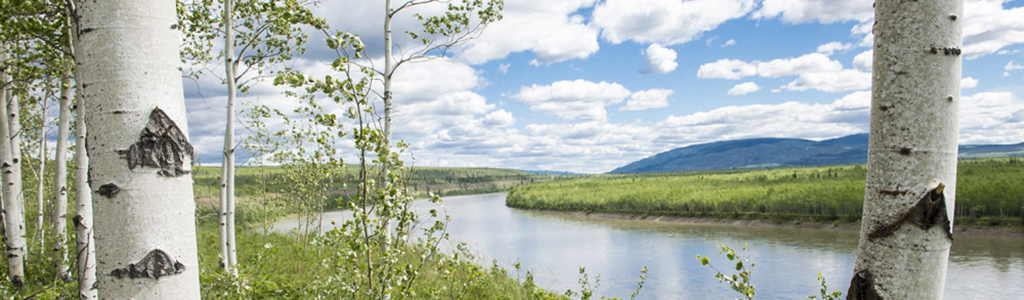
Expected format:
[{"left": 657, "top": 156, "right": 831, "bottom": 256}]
[{"left": 274, "top": 193, "right": 1024, "bottom": 299}]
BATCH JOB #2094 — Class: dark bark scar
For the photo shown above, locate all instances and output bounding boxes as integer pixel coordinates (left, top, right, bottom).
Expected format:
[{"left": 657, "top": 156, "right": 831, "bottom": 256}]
[
  {"left": 118, "top": 108, "right": 194, "bottom": 177},
  {"left": 869, "top": 183, "right": 953, "bottom": 240},
  {"left": 96, "top": 183, "right": 120, "bottom": 198},
  {"left": 110, "top": 249, "right": 185, "bottom": 280},
  {"left": 848, "top": 269, "right": 883, "bottom": 300}
]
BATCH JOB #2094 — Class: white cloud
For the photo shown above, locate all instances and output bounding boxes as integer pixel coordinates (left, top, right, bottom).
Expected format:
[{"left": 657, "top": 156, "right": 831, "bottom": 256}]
[
  {"left": 816, "top": 42, "right": 853, "bottom": 56},
  {"left": 592, "top": 0, "right": 757, "bottom": 45},
  {"left": 457, "top": 0, "right": 600, "bottom": 64},
  {"left": 621, "top": 89, "right": 674, "bottom": 111},
  {"left": 641, "top": 43, "right": 679, "bottom": 74},
  {"left": 1006, "top": 60, "right": 1024, "bottom": 71},
  {"left": 498, "top": 63, "right": 511, "bottom": 74},
  {"left": 511, "top": 79, "right": 632, "bottom": 121},
  {"left": 962, "top": 0, "right": 1024, "bottom": 59},
  {"left": 851, "top": 21, "right": 874, "bottom": 47},
  {"left": 727, "top": 82, "right": 760, "bottom": 95},
  {"left": 697, "top": 59, "right": 757, "bottom": 79},
  {"left": 998, "top": 49, "right": 1021, "bottom": 55},
  {"left": 706, "top": 35, "right": 719, "bottom": 46},
  {"left": 722, "top": 39, "right": 737, "bottom": 47},
  {"left": 756, "top": 53, "right": 844, "bottom": 78},
  {"left": 657, "top": 91, "right": 872, "bottom": 145},
  {"left": 782, "top": 69, "right": 872, "bottom": 92},
  {"left": 753, "top": 0, "right": 874, "bottom": 24},
  {"left": 699, "top": 53, "right": 866, "bottom": 93},
  {"left": 962, "top": 77, "right": 979, "bottom": 89},
  {"left": 391, "top": 59, "right": 483, "bottom": 104},
  {"left": 853, "top": 49, "right": 873, "bottom": 71},
  {"left": 960, "top": 92, "right": 1024, "bottom": 144},
  {"left": 481, "top": 110, "right": 516, "bottom": 127}
]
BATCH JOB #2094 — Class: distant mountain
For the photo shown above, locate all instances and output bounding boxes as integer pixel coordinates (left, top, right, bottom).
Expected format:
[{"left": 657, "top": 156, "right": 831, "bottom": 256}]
[
  {"left": 521, "top": 170, "right": 583, "bottom": 176},
  {"left": 610, "top": 133, "right": 1024, "bottom": 174}
]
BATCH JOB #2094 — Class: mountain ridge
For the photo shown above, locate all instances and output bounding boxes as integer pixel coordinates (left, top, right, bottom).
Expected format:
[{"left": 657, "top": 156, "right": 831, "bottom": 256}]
[{"left": 610, "top": 133, "right": 1024, "bottom": 174}]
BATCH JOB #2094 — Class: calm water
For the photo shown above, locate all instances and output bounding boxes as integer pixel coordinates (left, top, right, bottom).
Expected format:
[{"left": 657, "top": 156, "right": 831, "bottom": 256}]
[{"left": 275, "top": 193, "right": 1024, "bottom": 299}]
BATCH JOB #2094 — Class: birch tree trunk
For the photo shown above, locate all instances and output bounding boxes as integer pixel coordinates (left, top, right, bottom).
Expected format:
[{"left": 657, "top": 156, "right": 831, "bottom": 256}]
[
  {"left": 383, "top": 0, "right": 394, "bottom": 148},
  {"left": 75, "top": 0, "right": 201, "bottom": 298},
  {"left": 848, "top": 1, "right": 964, "bottom": 299},
  {"left": 74, "top": 61, "right": 98, "bottom": 300},
  {"left": 0, "top": 41, "right": 27, "bottom": 286},
  {"left": 36, "top": 97, "right": 47, "bottom": 250},
  {"left": 51, "top": 69, "right": 73, "bottom": 281},
  {"left": 219, "top": 0, "right": 239, "bottom": 275}
]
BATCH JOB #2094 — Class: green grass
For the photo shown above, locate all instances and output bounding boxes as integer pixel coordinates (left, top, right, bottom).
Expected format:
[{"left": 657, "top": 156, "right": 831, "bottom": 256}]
[
  {"left": 507, "top": 158, "right": 1024, "bottom": 225},
  {"left": 193, "top": 165, "right": 559, "bottom": 200}
]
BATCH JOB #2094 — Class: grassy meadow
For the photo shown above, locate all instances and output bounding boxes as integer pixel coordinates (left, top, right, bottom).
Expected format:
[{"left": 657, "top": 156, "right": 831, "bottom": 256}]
[{"left": 507, "top": 158, "right": 1024, "bottom": 226}]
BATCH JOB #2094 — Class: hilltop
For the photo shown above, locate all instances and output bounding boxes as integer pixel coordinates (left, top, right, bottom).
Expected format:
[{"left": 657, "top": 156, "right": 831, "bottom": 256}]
[{"left": 610, "top": 133, "right": 1024, "bottom": 173}]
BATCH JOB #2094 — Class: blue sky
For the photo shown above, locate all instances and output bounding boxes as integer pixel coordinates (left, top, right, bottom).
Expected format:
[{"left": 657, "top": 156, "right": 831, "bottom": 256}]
[{"left": 182, "top": 0, "right": 1024, "bottom": 173}]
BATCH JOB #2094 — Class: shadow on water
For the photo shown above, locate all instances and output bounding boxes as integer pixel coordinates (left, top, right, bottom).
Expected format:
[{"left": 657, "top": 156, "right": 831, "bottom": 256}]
[{"left": 275, "top": 193, "right": 1024, "bottom": 299}]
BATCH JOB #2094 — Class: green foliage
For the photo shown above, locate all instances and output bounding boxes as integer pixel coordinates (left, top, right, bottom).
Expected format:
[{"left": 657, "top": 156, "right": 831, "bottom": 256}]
[
  {"left": 697, "top": 244, "right": 755, "bottom": 300},
  {"left": 807, "top": 272, "right": 843, "bottom": 300},
  {"left": 507, "top": 159, "right": 1024, "bottom": 223}
]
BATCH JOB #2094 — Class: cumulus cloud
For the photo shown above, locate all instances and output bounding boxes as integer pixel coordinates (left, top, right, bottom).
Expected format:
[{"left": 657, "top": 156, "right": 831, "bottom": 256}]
[
  {"left": 592, "top": 0, "right": 756, "bottom": 45},
  {"left": 698, "top": 53, "right": 867, "bottom": 93},
  {"left": 511, "top": 79, "right": 632, "bottom": 121},
  {"left": 457, "top": 0, "right": 600, "bottom": 64},
  {"left": 722, "top": 39, "right": 737, "bottom": 47},
  {"left": 641, "top": 43, "right": 679, "bottom": 74},
  {"left": 498, "top": 63, "right": 511, "bottom": 74},
  {"left": 816, "top": 42, "right": 853, "bottom": 56},
  {"left": 756, "top": 53, "right": 844, "bottom": 78},
  {"left": 962, "top": 77, "right": 979, "bottom": 89},
  {"left": 620, "top": 89, "right": 674, "bottom": 111},
  {"left": 962, "top": 0, "right": 1024, "bottom": 59},
  {"left": 727, "top": 82, "right": 760, "bottom": 95},
  {"left": 1007, "top": 61, "right": 1024, "bottom": 71},
  {"left": 481, "top": 110, "right": 516, "bottom": 127},
  {"left": 657, "top": 91, "right": 872, "bottom": 145},
  {"left": 782, "top": 70, "right": 872, "bottom": 92},
  {"left": 753, "top": 0, "right": 874, "bottom": 24},
  {"left": 960, "top": 92, "right": 1024, "bottom": 144},
  {"left": 697, "top": 59, "right": 757, "bottom": 79},
  {"left": 853, "top": 49, "right": 873, "bottom": 71}
]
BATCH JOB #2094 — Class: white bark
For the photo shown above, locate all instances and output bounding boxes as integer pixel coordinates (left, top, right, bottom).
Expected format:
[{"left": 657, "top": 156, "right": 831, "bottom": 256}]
[
  {"left": 75, "top": 0, "right": 201, "bottom": 298},
  {"left": 383, "top": 0, "right": 394, "bottom": 147},
  {"left": 849, "top": 1, "right": 963, "bottom": 299},
  {"left": 220, "top": 0, "right": 239, "bottom": 275},
  {"left": 36, "top": 96, "right": 47, "bottom": 251},
  {"left": 0, "top": 41, "right": 26, "bottom": 286},
  {"left": 74, "top": 61, "right": 98, "bottom": 300},
  {"left": 51, "top": 70, "right": 73, "bottom": 281},
  {"left": 67, "top": 3, "right": 98, "bottom": 297}
]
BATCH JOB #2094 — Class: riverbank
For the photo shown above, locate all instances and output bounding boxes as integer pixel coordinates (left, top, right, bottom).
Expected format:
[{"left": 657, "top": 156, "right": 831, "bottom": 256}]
[
  {"left": 506, "top": 158, "right": 1024, "bottom": 236},
  {"left": 515, "top": 207, "right": 1024, "bottom": 237}
]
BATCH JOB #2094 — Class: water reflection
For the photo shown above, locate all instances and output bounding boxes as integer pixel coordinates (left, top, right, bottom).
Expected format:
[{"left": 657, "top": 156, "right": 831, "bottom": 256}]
[{"left": 274, "top": 193, "right": 1024, "bottom": 299}]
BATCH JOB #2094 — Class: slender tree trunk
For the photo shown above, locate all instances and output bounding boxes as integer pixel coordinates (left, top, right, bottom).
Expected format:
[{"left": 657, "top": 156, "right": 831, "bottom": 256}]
[
  {"left": 383, "top": 0, "right": 394, "bottom": 148},
  {"left": 0, "top": 41, "right": 26, "bottom": 286},
  {"left": 36, "top": 96, "right": 47, "bottom": 251},
  {"left": 848, "top": 1, "right": 963, "bottom": 299},
  {"left": 75, "top": 0, "right": 201, "bottom": 297},
  {"left": 51, "top": 69, "right": 73, "bottom": 282},
  {"left": 73, "top": 59, "right": 98, "bottom": 300},
  {"left": 65, "top": 3, "right": 99, "bottom": 297},
  {"left": 220, "top": 0, "right": 239, "bottom": 275}
]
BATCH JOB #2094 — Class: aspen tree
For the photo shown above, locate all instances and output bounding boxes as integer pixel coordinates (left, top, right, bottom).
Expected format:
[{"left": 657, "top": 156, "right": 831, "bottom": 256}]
[
  {"left": 74, "top": 0, "right": 201, "bottom": 297},
  {"left": 0, "top": 41, "right": 27, "bottom": 286},
  {"left": 848, "top": 0, "right": 964, "bottom": 299}
]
